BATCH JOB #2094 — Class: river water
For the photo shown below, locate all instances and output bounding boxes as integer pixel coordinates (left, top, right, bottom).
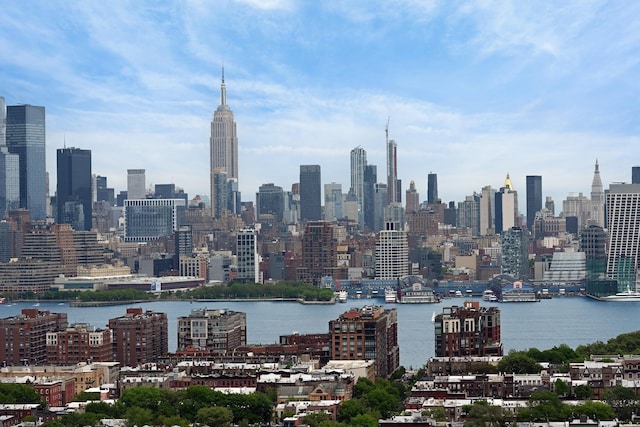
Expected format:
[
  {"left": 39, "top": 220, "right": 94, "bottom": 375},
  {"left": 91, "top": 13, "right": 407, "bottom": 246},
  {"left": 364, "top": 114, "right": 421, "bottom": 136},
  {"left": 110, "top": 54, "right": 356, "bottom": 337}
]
[{"left": 5, "top": 296, "right": 640, "bottom": 369}]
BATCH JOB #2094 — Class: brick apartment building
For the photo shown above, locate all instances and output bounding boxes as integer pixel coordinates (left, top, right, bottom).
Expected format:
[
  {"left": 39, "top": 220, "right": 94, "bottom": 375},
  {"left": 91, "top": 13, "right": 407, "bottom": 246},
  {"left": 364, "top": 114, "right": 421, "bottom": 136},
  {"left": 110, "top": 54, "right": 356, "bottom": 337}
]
[
  {"left": 329, "top": 305, "right": 399, "bottom": 378},
  {"left": 0, "top": 308, "right": 68, "bottom": 365},
  {"left": 46, "top": 323, "right": 113, "bottom": 364},
  {"left": 109, "top": 308, "right": 168, "bottom": 367},
  {"left": 434, "top": 301, "right": 502, "bottom": 357}
]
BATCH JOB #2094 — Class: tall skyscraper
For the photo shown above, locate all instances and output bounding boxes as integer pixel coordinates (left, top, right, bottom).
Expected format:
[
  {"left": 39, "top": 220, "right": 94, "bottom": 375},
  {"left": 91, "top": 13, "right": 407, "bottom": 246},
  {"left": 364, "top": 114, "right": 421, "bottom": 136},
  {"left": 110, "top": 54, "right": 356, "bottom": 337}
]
[
  {"left": 350, "top": 146, "right": 366, "bottom": 224},
  {"left": 526, "top": 175, "right": 542, "bottom": 231},
  {"left": 211, "top": 168, "right": 228, "bottom": 218},
  {"left": 386, "top": 138, "right": 398, "bottom": 205},
  {"left": 256, "top": 183, "right": 285, "bottom": 223},
  {"left": 427, "top": 172, "right": 438, "bottom": 205},
  {"left": 363, "top": 164, "right": 377, "bottom": 231},
  {"left": 210, "top": 68, "right": 238, "bottom": 217},
  {"left": 605, "top": 183, "right": 640, "bottom": 291},
  {"left": 590, "top": 160, "right": 604, "bottom": 228},
  {"left": 479, "top": 185, "right": 494, "bottom": 236},
  {"left": 405, "top": 180, "right": 419, "bottom": 214},
  {"left": 324, "top": 182, "right": 343, "bottom": 221},
  {"left": 56, "top": 148, "right": 92, "bottom": 231},
  {"left": 0, "top": 97, "right": 20, "bottom": 218},
  {"left": 127, "top": 169, "right": 146, "bottom": 199},
  {"left": 6, "top": 104, "right": 46, "bottom": 220},
  {"left": 299, "top": 164, "right": 321, "bottom": 221},
  {"left": 495, "top": 174, "right": 517, "bottom": 234}
]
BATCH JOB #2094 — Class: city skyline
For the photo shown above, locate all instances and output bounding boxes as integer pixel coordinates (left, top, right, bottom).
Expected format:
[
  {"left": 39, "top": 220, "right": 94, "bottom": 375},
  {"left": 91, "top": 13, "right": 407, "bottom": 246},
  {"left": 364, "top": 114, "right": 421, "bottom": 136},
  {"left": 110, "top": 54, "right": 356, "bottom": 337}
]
[{"left": 1, "top": 2, "right": 639, "bottom": 207}]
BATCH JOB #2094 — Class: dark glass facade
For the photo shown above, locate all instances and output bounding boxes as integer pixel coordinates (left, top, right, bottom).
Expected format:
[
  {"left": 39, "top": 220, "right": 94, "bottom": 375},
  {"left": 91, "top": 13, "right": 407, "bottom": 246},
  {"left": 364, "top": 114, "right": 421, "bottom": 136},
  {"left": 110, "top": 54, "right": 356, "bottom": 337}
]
[
  {"left": 56, "top": 147, "right": 92, "bottom": 230},
  {"left": 299, "top": 164, "right": 321, "bottom": 221},
  {"left": 526, "top": 175, "right": 542, "bottom": 231},
  {"left": 6, "top": 105, "right": 46, "bottom": 220}
]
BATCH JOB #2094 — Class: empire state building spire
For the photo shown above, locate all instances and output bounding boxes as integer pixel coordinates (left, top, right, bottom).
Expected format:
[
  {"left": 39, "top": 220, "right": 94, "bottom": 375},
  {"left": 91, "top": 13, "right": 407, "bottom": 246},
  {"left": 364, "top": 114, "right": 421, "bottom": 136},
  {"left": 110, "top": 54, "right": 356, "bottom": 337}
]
[{"left": 210, "top": 67, "right": 238, "bottom": 218}]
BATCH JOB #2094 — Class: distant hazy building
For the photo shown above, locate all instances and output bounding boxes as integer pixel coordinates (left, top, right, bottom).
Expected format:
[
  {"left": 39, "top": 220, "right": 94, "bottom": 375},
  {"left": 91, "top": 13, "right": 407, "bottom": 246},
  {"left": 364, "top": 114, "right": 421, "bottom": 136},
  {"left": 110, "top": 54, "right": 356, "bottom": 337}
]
[
  {"left": 526, "top": 175, "right": 542, "bottom": 231},
  {"left": 405, "top": 180, "right": 419, "bottom": 214},
  {"left": 562, "top": 193, "right": 591, "bottom": 231},
  {"left": 427, "top": 172, "right": 438, "bottom": 205},
  {"left": 210, "top": 69, "right": 238, "bottom": 216},
  {"left": 329, "top": 305, "right": 399, "bottom": 378},
  {"left": 0, "top": 308, "right": 68, "bottom": 366},
  {"left": 126, "top": 169, "right": 145, "bottom": 200},
  {"left": 373, "top": 183, "right": 388, "bottom": 232},
  {"left": 324, "top": 183, "right": 343, "bottom": 222},
  {"left": 257, "top": 183, "right": 285, "bottom": 223},
  {"left": 123, "top": 198, "right": 186, "bottom": 242},
  {"left": 479, "top": 185, "right": 494, "bottom": 236},
  {"left": 236, "top": 229, "right": 258, "bottom": 283},
  {"left": 434, "top": 301, "right": 502, "bottom": 357},
  {"left": 109, "top": 308, "right": 168, "bottom": 367},
  {"left": 300, "top": 165, "right": 322, "bottom": 221},
  {"left": 6, "top": 104, "right": 46, "bottom": 220},
  {"left": 57, "top": 147, "right": 92, "bottom": 231},
  {"left": 458, "top": 194, "right": 480, "bottom": 236},
  {"left": 375, "top": 222, "right": 409, "bottom": 280},
  {"left": 177, "top": 309, "right": 246, "bottom": 355},
  {"left": 633, "top": 166, "right": 640, "bottom": 184}
]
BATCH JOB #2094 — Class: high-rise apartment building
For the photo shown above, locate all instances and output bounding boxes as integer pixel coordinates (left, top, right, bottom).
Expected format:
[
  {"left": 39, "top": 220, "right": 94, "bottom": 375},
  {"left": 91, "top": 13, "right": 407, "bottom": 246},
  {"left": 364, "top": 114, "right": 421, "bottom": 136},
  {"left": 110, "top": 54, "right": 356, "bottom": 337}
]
[
  {"left": 46, "top": 323, "right": 113, "bottom": 364},
  {"left": 236, "top": 229, "right": 258, "bottom": 283},
  {"left": 501, "top": 226, "right": 529, "bottom": 279},
  {"left": 6, "top": 104, "right": 46, "bottom": 220},
  {"left": 375, "top": 222, "right": 409, "bottom": 280},
  {"left": 458, "top": 194, "right": 480, "bottom": 236},
  {"left": 210, "top": 69, "right": 238, "bottom": 217},
  {"left": 57, "top": 148, "right": 92, "bottom": 231},
  {"left": 373, "top": 183, "right": 388, "bottom": 233},
  {"left": 386, "top": 138, "right": 398, "bottom": 205},
  {"left": 0, "top": 308, "right": 68, "bottom": 365},
  {"left": 211, "top": 168, "right": 228, "bottom": 218},
  {"left": 434, "top": 301, "right": 502, "bottom": 357},
  {"left": 329, "top": 305, "right": 399, "bottom": 378},
  {"left": 479, "top": 185, "right": 494, "bottom": 236},
  {"left": 526, "top": 175, "right": 542, "bottom": 231},
  {"left": 123, "top": 198, "right": 186, "bottom": 242},
  {"left": 299, "top": 165, "right": 321, "bottom": 221},
  {"left": 350, "top": 146, "right": 366, "bottom": 223},
  {"left": 126, "top": 169, "right": 145, "bottom": 200},
  {"left": 605, "top": 183, "right": 640, "bottom": 291},
  {"left": 109, "top": 308, "right": 168, "bottom": 367},
  {"left": 427, "top": 172, "right": 438, "bottom": 205},
  {"left": 590, "top": 160, "right": 605, "bottom": 228},
  {"left": 177, "top": 309, "right": 246, "bottom": 355},
  {"left": 299, "top": 220, "right": 343, "bottom": 285}
]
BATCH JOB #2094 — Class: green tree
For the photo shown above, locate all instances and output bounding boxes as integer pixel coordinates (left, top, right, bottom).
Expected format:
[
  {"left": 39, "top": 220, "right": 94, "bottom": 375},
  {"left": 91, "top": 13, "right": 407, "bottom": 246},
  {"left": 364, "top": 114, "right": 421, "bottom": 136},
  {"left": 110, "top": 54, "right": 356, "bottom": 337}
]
[
  {"left": 573, "top": 384, "right": 593, "bottom": 399},
  {"left": 497, "top": 351, "right": 542, "bottom": 374},
  {"left": 554, "top": 379, "right": 569, "bottom": 397},
  {"left": 349, "top": 413, "right": 378, "bottom": 427},
  {"left": 0, "top": 383, "right": 45, "bottom": 404},
  {"left": 338, "top": 398, "right": 367, "bottom": 423},
  {"left": 573, "top": 400, "right": 616, "bottom": 421},
  {"left": 195, "top": 406, "right": 233, "bottom": 427},
  {"left": 602, "top": 385, "right": 640, "bottom": 420},
  {"left": 302, "top": 412, "right": 331, "bottom": 427},
  {"left": 464, "top": 399, "right": 513, "bottom": 427}
]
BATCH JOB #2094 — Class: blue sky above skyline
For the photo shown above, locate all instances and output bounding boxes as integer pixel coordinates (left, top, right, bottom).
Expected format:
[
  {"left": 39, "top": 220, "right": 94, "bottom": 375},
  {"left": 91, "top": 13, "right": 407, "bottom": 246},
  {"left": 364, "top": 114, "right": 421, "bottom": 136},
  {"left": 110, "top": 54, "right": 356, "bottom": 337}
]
[{"left": 2, "top": 1, "right": 639, "bottom": 208}]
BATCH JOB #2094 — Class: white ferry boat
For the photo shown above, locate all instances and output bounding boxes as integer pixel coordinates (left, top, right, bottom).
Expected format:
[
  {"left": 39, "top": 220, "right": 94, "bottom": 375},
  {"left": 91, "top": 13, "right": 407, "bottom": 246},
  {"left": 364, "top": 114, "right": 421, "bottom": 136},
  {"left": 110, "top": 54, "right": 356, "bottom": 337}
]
[
  {"left": 337, "top": 290, "right": 348, "bottom": 303},
  {"left": 399, "top": 282, "right": 439, "bottom": 303},
  {"left": 384, "top": 288, "right": 397, "bottom": 303},
  {"left": 482, "top": 290, "right": 498, "bottom": 301},
  {"left": 601, "top": 286, "right": 640, "bottom": 301}
]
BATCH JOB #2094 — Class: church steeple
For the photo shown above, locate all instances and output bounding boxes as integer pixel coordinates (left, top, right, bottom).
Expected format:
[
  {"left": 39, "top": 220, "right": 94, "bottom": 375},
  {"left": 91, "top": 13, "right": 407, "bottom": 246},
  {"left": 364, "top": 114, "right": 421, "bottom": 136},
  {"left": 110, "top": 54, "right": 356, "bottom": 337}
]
[{"left": 220, "top": 66, "right": 227, "bottom": 107}]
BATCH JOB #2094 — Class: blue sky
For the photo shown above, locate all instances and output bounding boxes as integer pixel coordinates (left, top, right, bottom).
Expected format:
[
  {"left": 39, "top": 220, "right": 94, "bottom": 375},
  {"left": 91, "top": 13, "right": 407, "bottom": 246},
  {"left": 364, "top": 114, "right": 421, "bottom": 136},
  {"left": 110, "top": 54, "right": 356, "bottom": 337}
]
[{"left": 2, "top": 1, "right": 639, "bottom": 208}]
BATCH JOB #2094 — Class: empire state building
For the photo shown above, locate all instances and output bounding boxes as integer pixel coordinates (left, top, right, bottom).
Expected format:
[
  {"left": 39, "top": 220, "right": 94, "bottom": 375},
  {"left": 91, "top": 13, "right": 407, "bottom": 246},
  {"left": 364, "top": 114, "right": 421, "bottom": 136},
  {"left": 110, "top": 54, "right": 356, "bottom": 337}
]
[{"left": 210, "top": 68, "right": 238, "bottom": 216}]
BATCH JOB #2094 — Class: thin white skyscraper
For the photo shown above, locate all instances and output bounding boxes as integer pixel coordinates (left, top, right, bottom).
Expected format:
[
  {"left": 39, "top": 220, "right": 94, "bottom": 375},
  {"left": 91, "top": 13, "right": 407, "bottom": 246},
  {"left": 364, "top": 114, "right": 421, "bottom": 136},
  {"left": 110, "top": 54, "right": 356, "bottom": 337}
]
[
  {"left": 590, "top": 160, "right": 604, "bottom": 228},
  {"left": 210, "top": 68, "right": 238, "bottom": 216},
  {"left": 350, "top": 146, "right": 366, "bottom": 224},
  {"left": 386, "top": 131, "right": 398, "bottom": 205}
]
